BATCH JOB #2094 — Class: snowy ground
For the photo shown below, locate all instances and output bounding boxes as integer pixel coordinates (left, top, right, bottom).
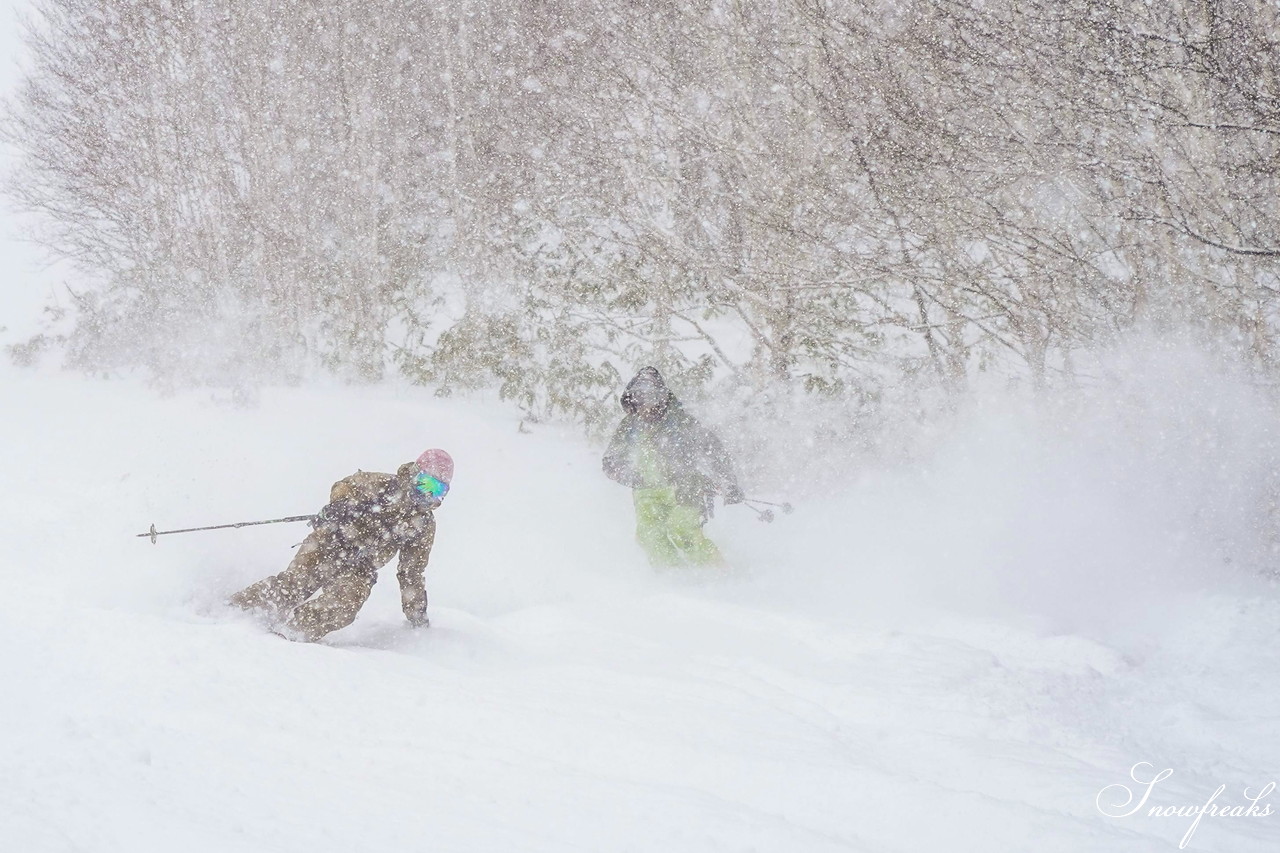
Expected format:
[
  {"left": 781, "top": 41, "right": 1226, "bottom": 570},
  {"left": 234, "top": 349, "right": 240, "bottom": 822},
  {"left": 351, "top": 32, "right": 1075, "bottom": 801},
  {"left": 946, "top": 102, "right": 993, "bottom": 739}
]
[{"left": 1, "top": 361, "right": 1278, "bottom": 853}]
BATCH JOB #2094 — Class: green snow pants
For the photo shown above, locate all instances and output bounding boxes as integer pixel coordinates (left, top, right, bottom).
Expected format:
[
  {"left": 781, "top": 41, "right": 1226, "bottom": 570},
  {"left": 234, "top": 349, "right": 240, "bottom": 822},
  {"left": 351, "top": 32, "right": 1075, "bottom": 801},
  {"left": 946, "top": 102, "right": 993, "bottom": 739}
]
[{"left": 632, "top": 487, "right": 724, "bottom": 568}]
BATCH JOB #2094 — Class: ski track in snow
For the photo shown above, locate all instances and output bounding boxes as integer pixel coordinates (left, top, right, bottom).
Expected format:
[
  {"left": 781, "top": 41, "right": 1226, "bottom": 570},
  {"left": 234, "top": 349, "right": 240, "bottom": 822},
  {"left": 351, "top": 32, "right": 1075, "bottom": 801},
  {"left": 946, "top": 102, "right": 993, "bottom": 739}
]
[{"left": 0, "top": 364, "right": 1278, "bottom": 852}]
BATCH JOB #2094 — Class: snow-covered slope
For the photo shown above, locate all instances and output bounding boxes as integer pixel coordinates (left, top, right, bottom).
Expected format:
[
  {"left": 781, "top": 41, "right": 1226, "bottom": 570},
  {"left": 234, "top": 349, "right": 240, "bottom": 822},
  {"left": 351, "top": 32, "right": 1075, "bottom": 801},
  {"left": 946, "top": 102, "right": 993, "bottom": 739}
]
[{"left": 1, "top": 362, "right": 1277, "bottom": 852}]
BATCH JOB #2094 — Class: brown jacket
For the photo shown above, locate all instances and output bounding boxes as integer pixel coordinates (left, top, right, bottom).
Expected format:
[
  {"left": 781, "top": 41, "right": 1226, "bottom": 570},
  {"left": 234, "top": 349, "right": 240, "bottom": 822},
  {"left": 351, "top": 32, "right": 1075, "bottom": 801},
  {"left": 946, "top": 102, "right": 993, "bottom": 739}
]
[{"left": 313, "top": 462, "right": 436, "bottom": 618}]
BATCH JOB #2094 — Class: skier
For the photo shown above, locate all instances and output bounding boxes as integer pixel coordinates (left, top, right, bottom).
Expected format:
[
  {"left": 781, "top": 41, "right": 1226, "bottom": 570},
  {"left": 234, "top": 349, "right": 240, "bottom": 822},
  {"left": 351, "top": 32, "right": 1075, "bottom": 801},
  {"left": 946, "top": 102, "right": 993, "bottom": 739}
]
[
  {"left": 603, "top": 367, "right": 743, "bottom": 567},
  {"left": 229, "top": 449, "right": 453, "bottom": 641}
]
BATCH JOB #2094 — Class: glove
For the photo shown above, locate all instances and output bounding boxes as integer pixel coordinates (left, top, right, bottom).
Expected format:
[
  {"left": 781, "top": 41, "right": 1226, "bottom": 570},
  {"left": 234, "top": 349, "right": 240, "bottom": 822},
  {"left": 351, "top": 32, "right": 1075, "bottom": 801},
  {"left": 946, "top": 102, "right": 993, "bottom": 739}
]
[
  {"left": 402, "top": 586, "right": 429, "bottom": 628},
  {"left": 310, "top": 498, "right": 359, "bottom": 534},
  {"left": 603, "top": 459, "right": 643, "bottom": 489},
  {"left": 723, "top": 484, "right": 745, "bottom": 505}
]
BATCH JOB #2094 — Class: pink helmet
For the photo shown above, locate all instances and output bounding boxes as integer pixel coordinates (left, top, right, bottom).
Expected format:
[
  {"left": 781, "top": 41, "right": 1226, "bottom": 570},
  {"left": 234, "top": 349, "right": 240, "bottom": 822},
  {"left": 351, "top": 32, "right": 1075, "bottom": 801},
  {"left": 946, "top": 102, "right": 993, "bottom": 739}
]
[{"left": 416, "top": 449, "right": 454, "bottom": 484}]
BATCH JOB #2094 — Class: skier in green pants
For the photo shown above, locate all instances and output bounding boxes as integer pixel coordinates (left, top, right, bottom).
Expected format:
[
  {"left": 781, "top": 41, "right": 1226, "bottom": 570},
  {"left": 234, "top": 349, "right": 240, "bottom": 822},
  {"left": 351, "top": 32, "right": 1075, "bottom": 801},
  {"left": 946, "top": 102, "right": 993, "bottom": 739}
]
[{"left": 603, "top": 367, "right": 744, "bottom": 567}]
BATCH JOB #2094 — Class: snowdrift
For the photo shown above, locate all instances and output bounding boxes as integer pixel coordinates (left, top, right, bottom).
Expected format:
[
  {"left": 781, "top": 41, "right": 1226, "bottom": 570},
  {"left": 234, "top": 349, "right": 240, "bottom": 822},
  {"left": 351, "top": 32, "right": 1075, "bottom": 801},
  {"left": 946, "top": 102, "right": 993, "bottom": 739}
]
[{"left": 1, "top": 360, "right": 1278, "bottom": 852}]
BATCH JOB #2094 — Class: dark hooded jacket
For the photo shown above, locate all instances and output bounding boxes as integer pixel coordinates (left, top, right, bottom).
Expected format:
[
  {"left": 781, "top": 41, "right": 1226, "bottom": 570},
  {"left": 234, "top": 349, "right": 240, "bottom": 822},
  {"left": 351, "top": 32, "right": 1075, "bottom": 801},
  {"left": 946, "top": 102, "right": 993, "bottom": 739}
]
[{"left": 603, "top": 368, "right": 740, "bottom": 514}]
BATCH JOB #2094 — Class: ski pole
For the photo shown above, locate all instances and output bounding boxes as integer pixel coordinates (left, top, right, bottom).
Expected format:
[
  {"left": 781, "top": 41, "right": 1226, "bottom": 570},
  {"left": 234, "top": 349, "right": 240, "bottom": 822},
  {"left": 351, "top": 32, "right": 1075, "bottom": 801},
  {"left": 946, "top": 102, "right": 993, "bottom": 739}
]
[
  {"left": 737, "top": 502, "right": 786, "bottom": 523},
  {"left": 136, "top": 515, "right": 316, "bottom": 544},
  {"left": 743, "top": 497, "right": 794, "bottom": 515}
]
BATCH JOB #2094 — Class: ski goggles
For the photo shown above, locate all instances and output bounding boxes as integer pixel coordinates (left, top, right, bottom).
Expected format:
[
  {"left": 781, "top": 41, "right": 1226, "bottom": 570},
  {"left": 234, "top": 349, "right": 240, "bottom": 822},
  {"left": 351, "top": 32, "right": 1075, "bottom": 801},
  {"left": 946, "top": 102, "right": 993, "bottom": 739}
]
[{"left": 414, "top": 471, "right": 450, "bottom": 501}]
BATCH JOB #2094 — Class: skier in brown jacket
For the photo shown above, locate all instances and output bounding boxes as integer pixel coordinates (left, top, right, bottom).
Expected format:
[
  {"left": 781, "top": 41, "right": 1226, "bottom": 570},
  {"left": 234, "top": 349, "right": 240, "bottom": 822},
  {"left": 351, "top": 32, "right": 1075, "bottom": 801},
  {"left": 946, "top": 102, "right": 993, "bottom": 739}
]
[{"left": 229, "top": 449, "right": 453, "bottom": 641}]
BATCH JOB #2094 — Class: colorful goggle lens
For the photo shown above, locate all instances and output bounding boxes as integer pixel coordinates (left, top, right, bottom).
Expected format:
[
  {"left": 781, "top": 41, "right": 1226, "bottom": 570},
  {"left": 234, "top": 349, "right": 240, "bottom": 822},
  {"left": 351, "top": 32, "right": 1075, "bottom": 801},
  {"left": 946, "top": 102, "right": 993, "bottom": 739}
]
[{"left": 414, "top": 472, "right": 450, "bottom": 500}]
